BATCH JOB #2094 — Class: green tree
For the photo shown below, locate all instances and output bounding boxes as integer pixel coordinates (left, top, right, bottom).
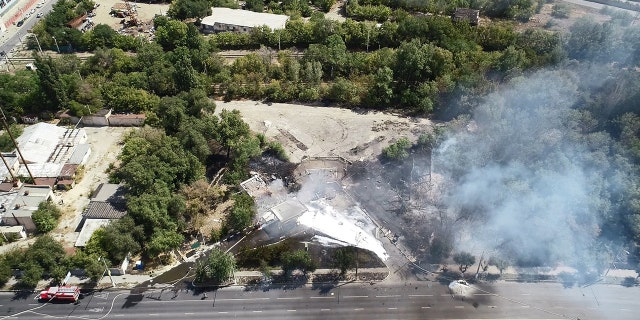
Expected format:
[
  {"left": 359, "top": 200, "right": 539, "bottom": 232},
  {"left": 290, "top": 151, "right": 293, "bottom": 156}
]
[
  {"left": 332, "top": 246, "right": 356, "bottom": 276},
  {"left": 453, "top": 251, "right": 476, "bottom": 274},
  {"left": 147, "top": 229, "right": 184, "bottom": 257},
  {"left": 34, "top": 54, "right": 70, "bottom": 109},
  {"left": 168, "top": 0, "right": 212, "bottom": 19},
  {"left": 0, "top": 256, "right": 12, "bottom": 286},
  {"left": 217, "top": 109, "right": 251, "bottom": 159},
  {"left": 155, "top": 19, "right": 189, "bottom": 51},
  {"left": 223, "top": 193, "right": 255, "bottom": 234},
  {"left": 281, "top": 249, "right": 317, "bottom": 276},
  {"left": 194, "top": 248, "right": 236, "bottom": 284},
  {"left": 31, "top": 201, "right": 62, "bottom": 233},
  {"left": 0, "top": 124, "right": 22, "bottom": 152}
]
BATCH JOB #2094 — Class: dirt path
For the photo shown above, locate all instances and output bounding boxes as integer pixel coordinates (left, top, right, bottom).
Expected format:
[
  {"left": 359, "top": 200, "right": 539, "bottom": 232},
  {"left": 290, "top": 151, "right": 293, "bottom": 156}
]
[
  {"left": 51, "top": 126, "right": 131, "bottom": 247},
  {"left": 217, "top": 101, "right": 432, "bottom": 163}
]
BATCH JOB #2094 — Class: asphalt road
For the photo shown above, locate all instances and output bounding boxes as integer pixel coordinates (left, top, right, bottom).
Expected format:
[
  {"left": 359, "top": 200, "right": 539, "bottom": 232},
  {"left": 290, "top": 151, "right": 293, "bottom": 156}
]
[
  {"left": 0, "top": 0, "right": 56, "bottom": 63},
  {"left": 0, "top": 281, "right": 638, "bottom": 319}
]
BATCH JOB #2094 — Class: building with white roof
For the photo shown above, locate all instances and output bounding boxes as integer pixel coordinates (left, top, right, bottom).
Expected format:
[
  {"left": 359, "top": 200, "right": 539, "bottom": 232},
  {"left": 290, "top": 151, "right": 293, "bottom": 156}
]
[
  {"left": 0, "top": 122, "right": 91, "bottom": 187},
  {"left": 201, "top": 7, "right": 289, "bottom": 34}
]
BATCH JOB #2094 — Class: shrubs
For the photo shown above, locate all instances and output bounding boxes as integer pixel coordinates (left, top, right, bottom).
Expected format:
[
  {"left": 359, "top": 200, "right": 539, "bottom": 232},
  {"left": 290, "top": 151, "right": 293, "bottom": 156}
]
[{"left": 31, "top": 201, "right": 62, "bottom": 234}]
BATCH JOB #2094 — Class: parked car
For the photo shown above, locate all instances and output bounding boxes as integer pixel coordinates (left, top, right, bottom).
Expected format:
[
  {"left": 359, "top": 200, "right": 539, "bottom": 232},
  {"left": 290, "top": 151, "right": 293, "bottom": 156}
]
[{"left": 36, "top": 12, "right": 43, "bottom": 18}]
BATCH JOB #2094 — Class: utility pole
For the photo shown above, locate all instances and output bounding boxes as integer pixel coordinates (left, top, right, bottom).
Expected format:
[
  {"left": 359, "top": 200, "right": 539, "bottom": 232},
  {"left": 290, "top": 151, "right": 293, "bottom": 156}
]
[
  {"left": 0, "top": 152, "right": 17, "bottom": 183},
  {"left": 98, "top": 256, "right": 116, "bottom": 287},
  {"left": 0, "top": 107, "right": 35, "bottom": 184}
]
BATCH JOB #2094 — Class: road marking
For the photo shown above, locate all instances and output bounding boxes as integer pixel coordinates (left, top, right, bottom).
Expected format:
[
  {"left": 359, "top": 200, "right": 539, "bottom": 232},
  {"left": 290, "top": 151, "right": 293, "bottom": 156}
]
[
  {"left": 148, "top": 314, "right": 159, "bottom": 316},
  {"left": 408, "top": 294, "right": 433, "bottom": 297},
  {"left": 440, "top": 294, "right": 452, "bottom": 296},
  {"left": 388, "top": 307, "right": 398, "bottom": 310},
  {"left": 113, "top": 315, "right": 125, "bottom": 317},
  {"left": 455, "top": 306, "right": 464, "bottom": 309},
  {"left": 521, "top": 293, "right": 530, "bottom": 296},
  {"left": 421, "top": 306, "right": 431, "bottom": 309},
  {"left": 321, "top": 309, "right": 331, "bottom": 311},
  {"left": 184, "top": 313, "right": 194, "bottom": 315},
  {"left": 28, "top": 304, "right": 38, "bottom": 306},
  {"left": 343, "top": 295, "right": 369, "bottom": 298},
  {"left": 310, "top": 296, "right": 334, "bottom": 299},
  {"left": 375, "top": 295, "right": 401, "bottom": 298},
  {"left": 522, "top": 305, "right": 530, "bottom": 308},
  {"left": 620, "top": 308, "right": 631, "bottom": 311},
  {"left": 218, "top": 312, "right": 228, "bottom": 314},
  {"left": 277, "top": 297, "right": 302, "bottom": 300},
  {"left": 287, "top": 310, "right": 296, "bottom": 312},
  {"left": 218, "top": 298, "right": 270, "bottom": 301},
  {"left": 473, "top": 293, "right": 494, "bottom": 296},
  {"left": 252, "top": 311, "right": 262, "bottom": 313},
  {"left": 488, "top": 306, "right": 497, "bottom": 308},
  {"left": 354, "top": 308, "right": 364, "bottom": 311}
]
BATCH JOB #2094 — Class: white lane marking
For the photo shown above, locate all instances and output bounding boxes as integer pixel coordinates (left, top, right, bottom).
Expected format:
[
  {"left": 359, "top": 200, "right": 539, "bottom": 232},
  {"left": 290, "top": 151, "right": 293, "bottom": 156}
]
[
  {"left": 277, "top": 297, "right": 302, "bottom": 300},
  {"left": 310, "top": 296, "right": 334, "bottom": 299},
  {"left": 620, "top": 308, "right": 631, "bottom": 311},
  {"left": 408, "top": 294, "right": 433, "bottom": 297},
  {"left": 114, "top": 315, "right": 125, "bottom": 317},
  {"left": 287, "top": 310, "right": 296, "bottom": 312},
  {"left": 344, "top": 295, "right": 369, "bottom": 298},
  {"left": 521, "top": 293, "right": 530, "bottom": 296},
  {"left": 454, "top": 306, "right": 464, "bottom": 309},
  {"left": 354, "top": 308, "right": 364, "bottom": 311},
  {"left": 440, "top": 294, "right": 451, "bottom": 296},
  {"left": 421, "top": 306, "right": 431, "bottom": 309},
  {"left": 522, "top": 305, "right": 530, "bottom": 308},
  {"left": 28, "top": 304, "right": 38, "bottom": 306},
  {"left": 375, "top": 295, "right": 401, "bottom": 298},
  {"left": 148, "top": 314, "right": 159, "bottom": 316},
  {"left": 218, "top": 312, "right": 229, "bottom": 314},
  {"left": 218, "top": 297, "right": 270, "bottom": 301},
  {"left": 184, "top": 313, "right": 194, "bottom": 315},
  {"left": 388, "top": 307, "right": 398, "bottom": 310},
  {"left": 252, "top": 311, "right": 262, "bottom": 313},
  {"left": 321, "top": 308, "right": 331, "bottom": 311}
]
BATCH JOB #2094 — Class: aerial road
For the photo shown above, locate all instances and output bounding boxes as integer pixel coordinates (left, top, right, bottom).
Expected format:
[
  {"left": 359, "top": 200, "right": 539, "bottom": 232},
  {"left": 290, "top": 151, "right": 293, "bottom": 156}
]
[
  {"left": 0, "top": 280, "right": 638, "bottom": 319},
  {"left": 0, "top": 0, "right": 57, "bottom": 64}
]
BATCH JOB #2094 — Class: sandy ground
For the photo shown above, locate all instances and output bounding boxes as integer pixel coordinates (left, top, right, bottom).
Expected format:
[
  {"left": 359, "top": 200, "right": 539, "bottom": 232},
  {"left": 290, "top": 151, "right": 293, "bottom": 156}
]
[
  {"left": 90, "top": 0, "right": 169, "bottom": 32},
  {"left": 217, "top": 101, "right": 433, "bottom": 163},
  {"left": 51, "top": 126, "right": 132, "bottom": 247}
]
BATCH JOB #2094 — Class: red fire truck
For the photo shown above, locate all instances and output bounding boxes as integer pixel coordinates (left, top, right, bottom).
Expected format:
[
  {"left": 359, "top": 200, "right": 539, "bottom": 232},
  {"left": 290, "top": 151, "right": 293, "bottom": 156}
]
[{"left": 38, "top": 286, "right": 80, "bottom": 303}]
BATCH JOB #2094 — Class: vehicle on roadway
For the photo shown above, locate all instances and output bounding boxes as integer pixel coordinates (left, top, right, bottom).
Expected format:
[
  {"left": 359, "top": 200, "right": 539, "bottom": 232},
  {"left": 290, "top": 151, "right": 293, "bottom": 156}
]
[
  {"left": 36, "top": 12, "right": 43, "bottom": 18},
  {"left": 38, "top": 286, "right": 81, "bottom": 303}
]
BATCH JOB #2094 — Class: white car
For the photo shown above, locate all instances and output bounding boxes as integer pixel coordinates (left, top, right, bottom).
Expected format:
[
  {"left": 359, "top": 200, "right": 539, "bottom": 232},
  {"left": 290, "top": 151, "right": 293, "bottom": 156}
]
[
  {"left": 36, "top": 12, "right": 43, "bottom": 18},
  {"left": 30, "top": 9, "right": 36, "bottom": 14}
]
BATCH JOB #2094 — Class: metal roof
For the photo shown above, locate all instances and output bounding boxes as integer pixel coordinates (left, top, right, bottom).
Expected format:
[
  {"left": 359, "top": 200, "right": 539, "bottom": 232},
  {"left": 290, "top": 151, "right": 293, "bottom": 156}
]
[
  {"left": 67, "top": 144, "right": 91, "bottom": 165},
  {"left": 82, "top": 201, "right": 127, "bottom": 219},
  {"left": 201, "top": 7, "right": 289, "bottom": 30}
]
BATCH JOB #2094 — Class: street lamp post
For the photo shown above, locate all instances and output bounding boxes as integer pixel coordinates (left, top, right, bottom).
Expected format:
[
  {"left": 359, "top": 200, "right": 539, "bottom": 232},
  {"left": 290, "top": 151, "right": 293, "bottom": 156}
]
[
  {"left": 52, "top": 36, "right": 60, "bottom": 53},
  {"left": 31, "top": 34, "right": 43, "bottom": 54}
]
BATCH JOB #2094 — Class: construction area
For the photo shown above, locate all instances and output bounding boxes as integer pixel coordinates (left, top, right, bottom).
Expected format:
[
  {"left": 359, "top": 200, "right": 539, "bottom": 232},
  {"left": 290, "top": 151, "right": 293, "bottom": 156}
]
[{"left": 91, "top": 0, "right": 169, "bottom": 38}]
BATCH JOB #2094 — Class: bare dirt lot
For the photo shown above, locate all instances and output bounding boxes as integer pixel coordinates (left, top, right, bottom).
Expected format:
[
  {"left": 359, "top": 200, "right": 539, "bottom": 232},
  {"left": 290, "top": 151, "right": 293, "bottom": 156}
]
[
  {"left": 217, "top": 101, "right": 433, "bottom": 163},
  {"left": 90, "top": 0, "right": 169, "bottom": 34}
]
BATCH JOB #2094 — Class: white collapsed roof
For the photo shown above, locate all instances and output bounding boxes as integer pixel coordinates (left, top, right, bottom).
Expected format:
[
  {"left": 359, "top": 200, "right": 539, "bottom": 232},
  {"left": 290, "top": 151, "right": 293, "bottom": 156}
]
[
  {"left": 201, "top": 7, "right": 289, "bottom": 30},
  {"left": 15, "top": 122, "right": 87, "bottom": 164}
]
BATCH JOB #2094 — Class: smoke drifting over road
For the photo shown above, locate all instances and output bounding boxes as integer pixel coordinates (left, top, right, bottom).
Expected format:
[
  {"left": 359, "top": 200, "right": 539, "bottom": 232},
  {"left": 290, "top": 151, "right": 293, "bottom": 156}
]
[{"left": 435, "top": 70, "right": 618, "bottom": 269}]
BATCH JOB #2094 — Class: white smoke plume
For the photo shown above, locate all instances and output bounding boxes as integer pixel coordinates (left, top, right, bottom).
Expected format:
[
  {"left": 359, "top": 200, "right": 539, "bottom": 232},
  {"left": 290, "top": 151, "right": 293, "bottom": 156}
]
[{"left": 435, "top": 70, "right": 618, "bottom": 270}]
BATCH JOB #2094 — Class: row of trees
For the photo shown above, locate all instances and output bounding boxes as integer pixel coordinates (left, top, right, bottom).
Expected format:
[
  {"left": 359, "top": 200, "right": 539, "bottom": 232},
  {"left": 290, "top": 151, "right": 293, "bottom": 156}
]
[
  {"left": 0, "top": 236, "right": 105, "bottom": 288},
  {"left": 12, "top": 9, "right": 636, "bottom": 119}
]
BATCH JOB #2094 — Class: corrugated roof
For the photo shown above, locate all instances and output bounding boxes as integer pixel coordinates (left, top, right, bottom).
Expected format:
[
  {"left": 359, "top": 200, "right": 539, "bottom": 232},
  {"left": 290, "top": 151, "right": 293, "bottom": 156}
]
[
  {"left": 67, "top": 144, "right": 91, "bottom": 165},
  {"left": 82, "top": 201, "right": 127, "bottom": 219},
  {"left": 17, "top": 163, "right": 62, "bottom": 178},
  {"left": 59, "top": 164, "right": 78, "bottom": 178},
  {"left": 201, "top": 7, "right": 288, "bottom": 30},
  {"left": 15, "top": 123, "right": 87, "bottom": 165}
]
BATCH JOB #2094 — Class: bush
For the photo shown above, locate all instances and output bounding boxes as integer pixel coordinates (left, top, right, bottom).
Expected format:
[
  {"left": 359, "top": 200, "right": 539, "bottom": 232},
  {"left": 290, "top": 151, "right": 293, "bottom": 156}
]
[
  {"left": 382, "top": 137, "right": 411, "bottom": 160},
  {"left": 31, "top": 201, "right": 62, "bottom": 233}
]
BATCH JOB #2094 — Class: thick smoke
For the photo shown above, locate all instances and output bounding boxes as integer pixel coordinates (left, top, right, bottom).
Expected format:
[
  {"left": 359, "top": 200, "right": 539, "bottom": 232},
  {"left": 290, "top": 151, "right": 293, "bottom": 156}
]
[{"left": 435, "top": 70, "right": 618, "bottom": 270}]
